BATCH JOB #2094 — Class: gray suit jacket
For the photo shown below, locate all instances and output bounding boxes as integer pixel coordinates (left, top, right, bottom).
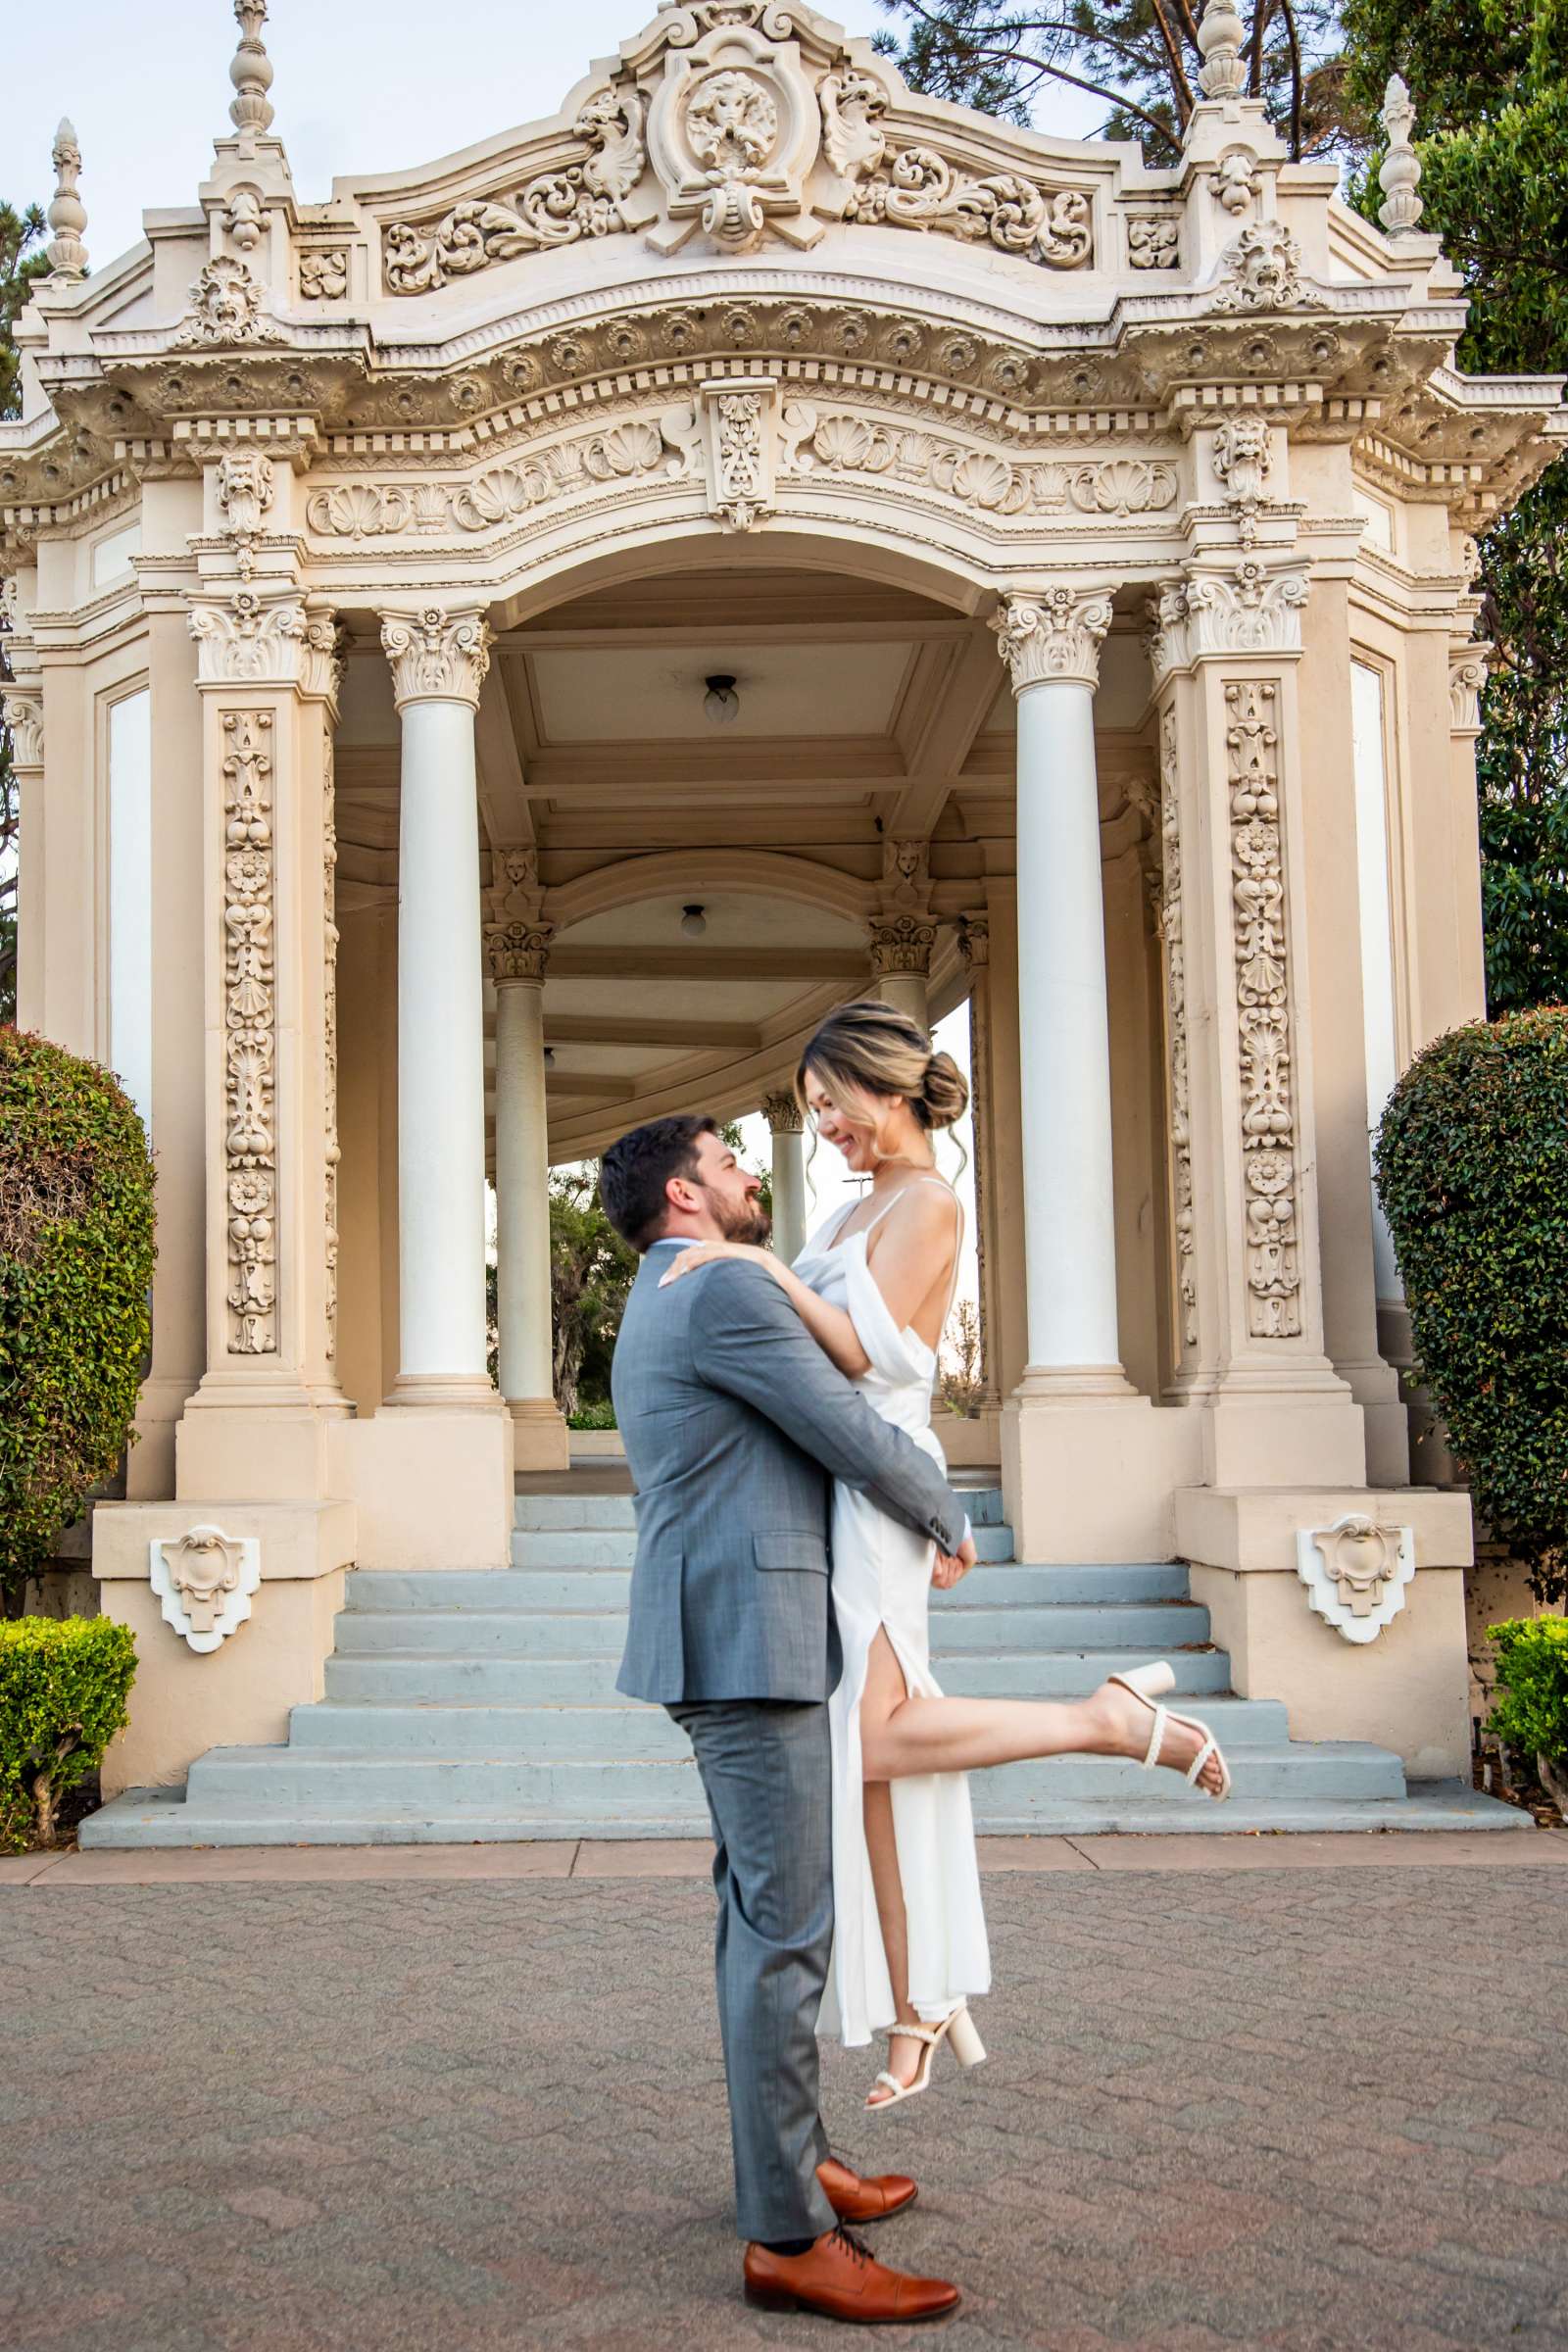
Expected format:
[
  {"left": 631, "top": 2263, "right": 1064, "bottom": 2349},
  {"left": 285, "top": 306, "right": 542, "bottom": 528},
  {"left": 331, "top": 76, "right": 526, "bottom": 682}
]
[{"left": 612, "top": 1245, "right": 969, "bottom": 1704}]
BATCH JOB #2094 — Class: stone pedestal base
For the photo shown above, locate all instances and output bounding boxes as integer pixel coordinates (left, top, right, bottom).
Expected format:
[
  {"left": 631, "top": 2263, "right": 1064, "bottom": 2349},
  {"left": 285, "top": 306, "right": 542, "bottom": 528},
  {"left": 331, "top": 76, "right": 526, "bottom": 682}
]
[
  {"left": 1178, "top": 1486, "right": 1475, "bottom": 1779},
  {"left": 327, "top": 1407, "right": 514, "bottom": 1569},
  {"left": 1200, "top": 1391, "right": 1367, "bottom": 1490},
  {"left": 175, "top": 1394, "right": 352, "bottom": 1501},
  {"left": 508, "top": 1396, "right": 571, "bottom": 1471},
  {"left": 91, "top": 1499, "right": 355, "bottom": 1795},
  {"left": 1003, "top": 1388, "right": 1204, "bottom": 1562}
]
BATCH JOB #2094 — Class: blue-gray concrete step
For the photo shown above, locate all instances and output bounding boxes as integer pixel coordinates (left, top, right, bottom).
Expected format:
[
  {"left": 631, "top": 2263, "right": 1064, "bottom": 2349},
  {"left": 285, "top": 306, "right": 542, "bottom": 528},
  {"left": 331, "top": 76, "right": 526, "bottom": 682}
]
[
  {"left": 180, "top": 1734, "right": 1403, "bottom": 1814},
  {"left": 320, "top": 1645, "right": 1235, "bottom": 1706},
  {"left": 348, "top": 1562, "right": 1191, "bottom": 1613},
  {"left": 79, "top": 1780, "right": 1532, "bottom": 1849},
  {"left": 285, "top": 1691, "right": 1291, "bottom": 1758},
  {"left": 331, "top": 1597, "right": 1212, "bottom": 1659},
  {"left": 510, "top": 1523, "right": 1017, "bottom": 1568},
  {"left": 508, "top": 1484, "right": 1010, "bottom": 1532}
]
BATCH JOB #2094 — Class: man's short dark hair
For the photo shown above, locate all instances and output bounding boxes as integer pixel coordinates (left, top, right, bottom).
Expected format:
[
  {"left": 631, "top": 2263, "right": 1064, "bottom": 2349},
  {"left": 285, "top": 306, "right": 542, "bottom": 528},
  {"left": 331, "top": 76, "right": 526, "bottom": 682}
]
[{"left": 600, "top": 1114, "right": 718, "bottom": 1252}]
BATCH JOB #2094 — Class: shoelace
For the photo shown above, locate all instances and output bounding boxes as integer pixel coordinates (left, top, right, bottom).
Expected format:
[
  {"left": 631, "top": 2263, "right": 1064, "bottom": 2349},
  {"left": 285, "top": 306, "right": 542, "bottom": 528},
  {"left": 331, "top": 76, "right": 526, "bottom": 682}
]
[{"left": 832, "top": 2225, "right": 874, "bottom": 2269}]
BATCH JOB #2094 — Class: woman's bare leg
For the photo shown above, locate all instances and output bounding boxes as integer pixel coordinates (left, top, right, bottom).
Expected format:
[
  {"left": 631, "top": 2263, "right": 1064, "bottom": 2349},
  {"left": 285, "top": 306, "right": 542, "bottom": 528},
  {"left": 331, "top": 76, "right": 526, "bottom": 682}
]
[
  {"left": 858, "top": 1628, "right": 1225, "bottom": 1795},
  {"left": 860, "top": 1776, "right": 927, "bottom": 2103}
]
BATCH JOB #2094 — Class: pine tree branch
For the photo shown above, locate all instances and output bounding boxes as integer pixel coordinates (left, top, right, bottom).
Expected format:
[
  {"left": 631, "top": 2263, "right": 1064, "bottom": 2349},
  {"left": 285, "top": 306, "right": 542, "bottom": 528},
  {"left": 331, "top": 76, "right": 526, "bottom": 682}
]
[
  {"left": 1146, "top": 0, "right": 1199, "bottom": 119},
  {"left": 1276, "top": 0, "right": 1305, "bottom": 157}
]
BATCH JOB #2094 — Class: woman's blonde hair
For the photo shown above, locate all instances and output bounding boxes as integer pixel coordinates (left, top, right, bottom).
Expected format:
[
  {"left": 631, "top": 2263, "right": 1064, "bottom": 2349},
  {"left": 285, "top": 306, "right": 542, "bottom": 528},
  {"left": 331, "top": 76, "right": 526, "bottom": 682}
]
[{"left": 796, "top": 1000, "right": 968, "bottom": 1133}]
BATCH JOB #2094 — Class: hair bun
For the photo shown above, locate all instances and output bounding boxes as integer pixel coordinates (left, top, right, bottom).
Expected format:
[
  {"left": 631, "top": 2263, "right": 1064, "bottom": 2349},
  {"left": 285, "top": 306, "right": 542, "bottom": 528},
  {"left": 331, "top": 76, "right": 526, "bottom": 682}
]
[{"left": 920, "top": 1049, "right": 969, "bottom": 1131}]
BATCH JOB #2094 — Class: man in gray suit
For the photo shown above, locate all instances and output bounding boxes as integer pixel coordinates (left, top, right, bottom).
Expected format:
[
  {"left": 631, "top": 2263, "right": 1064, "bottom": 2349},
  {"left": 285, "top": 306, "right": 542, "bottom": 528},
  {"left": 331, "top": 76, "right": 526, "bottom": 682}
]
[{"left": 602, "top": 1114, "right": 970, "bottom": 2325}]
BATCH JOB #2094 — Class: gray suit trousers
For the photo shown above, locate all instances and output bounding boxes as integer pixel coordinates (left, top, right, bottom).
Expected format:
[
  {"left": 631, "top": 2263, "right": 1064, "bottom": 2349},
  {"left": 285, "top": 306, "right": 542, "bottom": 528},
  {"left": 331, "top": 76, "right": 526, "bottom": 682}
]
[{"left": 669, "top": 1697, "right": 838, "bottom": 2246}]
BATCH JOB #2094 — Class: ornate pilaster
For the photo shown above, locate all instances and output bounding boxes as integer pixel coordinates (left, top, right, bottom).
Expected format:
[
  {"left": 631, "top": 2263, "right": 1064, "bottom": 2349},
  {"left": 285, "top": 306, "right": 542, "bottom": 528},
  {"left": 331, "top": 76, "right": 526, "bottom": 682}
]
[
  {"left": 991, "top": 585, "right": 1113, "bottom": 691},
  {"left": 486, "top": 851, "right": 564, "bottom": 1461},
  {"left": 1153, "top": 707, "right": 1198, "bottom": 1359},
  {"left": 180, "top": 579, "right": 347, "bottom": 1463},
  {"left": 0, "top": 686, "right": 44, "bottom": 772},
  {"left": 761, "top": 1089, "right": 808, "bottom": 1266}
]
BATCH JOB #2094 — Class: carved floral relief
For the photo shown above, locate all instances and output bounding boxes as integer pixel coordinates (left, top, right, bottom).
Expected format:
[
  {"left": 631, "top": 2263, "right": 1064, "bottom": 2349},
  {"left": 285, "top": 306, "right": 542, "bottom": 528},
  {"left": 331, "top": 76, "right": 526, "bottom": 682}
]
[
  {"left": 1226, "top": 679, "right": 1301, "bottom": 1339},
  {"left": 1156, "top": 703, "right": 1198, "bottom": 1351},
  {"left": 220, "top": 711, "right": 278, "bottom": 1355}
]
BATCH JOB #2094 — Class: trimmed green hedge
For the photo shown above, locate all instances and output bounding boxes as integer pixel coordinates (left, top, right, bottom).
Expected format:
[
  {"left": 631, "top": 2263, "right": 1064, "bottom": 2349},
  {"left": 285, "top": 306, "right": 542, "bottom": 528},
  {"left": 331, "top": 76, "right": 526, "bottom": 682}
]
[
  {"left": 0, "top": 1027, "right": 157, "bottom": 1616},
  {"left": 1487, "top": 1618, "right": 1568, "bottom": 1771},
  {"left": 1374, "top": 1008, "right": 1568, "bottom": 1602},
  {"left": 0, "top": 1617, "right": 136, "bottom": 1850}
]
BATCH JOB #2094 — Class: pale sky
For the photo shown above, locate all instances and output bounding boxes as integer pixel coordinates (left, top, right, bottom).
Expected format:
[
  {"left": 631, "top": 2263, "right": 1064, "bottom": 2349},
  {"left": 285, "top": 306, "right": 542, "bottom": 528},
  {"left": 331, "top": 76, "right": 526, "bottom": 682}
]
[{"left": 6, "top": 0, "right": 1102, "bottom": 275}]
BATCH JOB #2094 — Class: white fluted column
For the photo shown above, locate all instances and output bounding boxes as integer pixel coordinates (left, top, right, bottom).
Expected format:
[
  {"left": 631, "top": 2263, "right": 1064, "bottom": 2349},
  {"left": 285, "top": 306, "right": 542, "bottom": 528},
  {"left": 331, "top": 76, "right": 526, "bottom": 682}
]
[
  {"left": 762, "top": 1091, "right": 808, "bottom": 1265},
  {"left": 488, "top": 906, "right": 569, "bottom": 1465},
  {"left": 381, "top": 607, "right": 496, "bottom": 1406},
  {"left": 993, "top": 588, "right": 1131, "bottom": 1393}
]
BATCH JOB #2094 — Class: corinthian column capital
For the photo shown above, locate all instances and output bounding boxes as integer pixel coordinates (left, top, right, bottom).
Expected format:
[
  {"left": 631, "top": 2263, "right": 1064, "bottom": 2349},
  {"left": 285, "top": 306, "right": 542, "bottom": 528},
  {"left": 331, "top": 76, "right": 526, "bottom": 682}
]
[
  {"left": 380, "top": 606, "right": 492, "bottom": 710},
  {"left": 991, "top": 585, "right": 1115, "bottom": 692}
]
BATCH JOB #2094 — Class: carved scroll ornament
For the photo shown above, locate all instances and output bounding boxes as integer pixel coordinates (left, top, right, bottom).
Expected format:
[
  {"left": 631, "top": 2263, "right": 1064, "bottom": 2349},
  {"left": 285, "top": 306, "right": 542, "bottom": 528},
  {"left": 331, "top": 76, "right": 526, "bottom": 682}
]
[
  {"left": 383, "top": 88, "right": 646, "bottom": 292},
  {"left": 1156, "top": 704, "right": 1198, "bottom": 1350}
]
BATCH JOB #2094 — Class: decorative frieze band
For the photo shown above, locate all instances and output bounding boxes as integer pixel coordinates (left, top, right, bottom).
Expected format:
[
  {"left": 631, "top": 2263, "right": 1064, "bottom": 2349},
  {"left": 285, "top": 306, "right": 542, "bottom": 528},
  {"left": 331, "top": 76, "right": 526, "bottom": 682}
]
[
  {"left": 221, "top": 710, "right": 278, "bottom": 1355},
  {"left": 380, "top": 607, "right": 492, "bottom": 710},
  {"left": 1227, "top": 678, "right": 1302, "bottom": 1340},
  {"left": 992, "top": 585, "right": 1113, "bottom": 692}
]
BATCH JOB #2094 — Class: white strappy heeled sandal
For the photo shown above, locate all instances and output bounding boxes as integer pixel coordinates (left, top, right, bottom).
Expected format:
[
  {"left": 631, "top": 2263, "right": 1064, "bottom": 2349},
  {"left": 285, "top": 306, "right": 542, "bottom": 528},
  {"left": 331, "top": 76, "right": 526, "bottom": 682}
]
[
  {"left": 1106, "top": 1661, "right": 1233, "bottom": 1802},
  {"left": 868, "top": 2004, "right": 987, "bottom": 2110}
]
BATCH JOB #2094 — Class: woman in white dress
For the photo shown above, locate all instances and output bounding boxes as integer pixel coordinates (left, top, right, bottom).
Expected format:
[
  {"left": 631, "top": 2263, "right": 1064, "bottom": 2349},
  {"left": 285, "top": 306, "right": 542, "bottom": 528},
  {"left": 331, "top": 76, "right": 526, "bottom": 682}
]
[{"left": 660, "top": 1002, "right": 1229, "bottom": 2109}]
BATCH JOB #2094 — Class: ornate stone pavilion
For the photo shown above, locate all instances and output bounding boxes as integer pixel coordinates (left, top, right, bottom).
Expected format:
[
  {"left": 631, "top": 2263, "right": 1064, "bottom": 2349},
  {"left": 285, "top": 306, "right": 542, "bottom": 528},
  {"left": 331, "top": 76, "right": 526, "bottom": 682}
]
[{"left": 3, "top": 2, "right": 1561, "bottom": 1814}]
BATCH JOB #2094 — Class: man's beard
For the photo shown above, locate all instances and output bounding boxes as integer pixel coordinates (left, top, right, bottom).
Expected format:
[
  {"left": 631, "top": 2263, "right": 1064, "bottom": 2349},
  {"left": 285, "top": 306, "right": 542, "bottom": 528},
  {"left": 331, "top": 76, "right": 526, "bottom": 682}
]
[{"left": 708, "top": 1189, "right": 772, "bottom": 1248}]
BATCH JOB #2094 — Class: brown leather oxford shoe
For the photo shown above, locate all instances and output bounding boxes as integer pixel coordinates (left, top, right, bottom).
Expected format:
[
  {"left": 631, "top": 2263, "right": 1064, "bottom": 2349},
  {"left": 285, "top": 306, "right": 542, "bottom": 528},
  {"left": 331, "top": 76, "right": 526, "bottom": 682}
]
[
  {"left": 816, "top": 2153, "right": 918, "bottom": 2226},
  {"left": 744, "top": 2226, "right": 961, "bottom": 2325}
]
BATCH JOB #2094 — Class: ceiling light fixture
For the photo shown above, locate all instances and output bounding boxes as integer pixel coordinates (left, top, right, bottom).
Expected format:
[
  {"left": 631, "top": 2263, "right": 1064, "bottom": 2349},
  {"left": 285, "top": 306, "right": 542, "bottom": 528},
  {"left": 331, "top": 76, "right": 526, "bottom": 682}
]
[
  {"left": 680, "top": 904, "right": 708, "bottom": 938},
  {"left": 704, "top": 672, "right": 740, "bottom": 725}
]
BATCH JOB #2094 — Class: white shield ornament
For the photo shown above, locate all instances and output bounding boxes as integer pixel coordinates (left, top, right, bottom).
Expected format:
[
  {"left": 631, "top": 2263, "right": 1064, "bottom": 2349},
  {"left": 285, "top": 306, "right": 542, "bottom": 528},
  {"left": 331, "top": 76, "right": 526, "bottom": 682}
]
[{"left": 1295, "top": 1514, "right": 1415, "bottom": 1643}]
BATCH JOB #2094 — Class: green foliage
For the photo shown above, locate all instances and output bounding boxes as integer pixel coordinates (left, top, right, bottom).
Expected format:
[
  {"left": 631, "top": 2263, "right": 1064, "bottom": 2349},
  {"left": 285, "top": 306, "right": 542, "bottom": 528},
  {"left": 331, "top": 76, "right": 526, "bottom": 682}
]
[
  {"left": 0, "top": 200, "right": 47, "bottom": 423},
  {"left": 1373, "top": 1009, "right": 1568, "bottom": 1601},
  {"left": 1347, "top": 0, "right": 1568, "bottom": 1014},
  {"left": 874, "top": 0, "right": 1350, "bottom": 163},
  {"left": 0, "top": 202, "right": 47, "bottom": 1023},
  {"left": 567, "top": 1397, "right": 618, "bottom": 1431},
  {"left": 1485, "top": 1616, "right": 1568, "bottom": 1764},
  {"left": 0, "top": 1615, "right": 136, "bottom": 1850},
  {"left": 550, "top": 1164, "right": 639, "bottom": 1419},
  {"left": 0, "top": 1030, "right": 157, "bottom": 1618}
]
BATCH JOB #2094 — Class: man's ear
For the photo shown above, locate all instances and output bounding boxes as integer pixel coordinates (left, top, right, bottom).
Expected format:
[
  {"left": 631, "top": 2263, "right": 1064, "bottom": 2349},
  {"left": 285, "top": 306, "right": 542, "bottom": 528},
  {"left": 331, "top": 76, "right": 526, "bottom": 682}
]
[{"left": 664, "top": 1172, "right": 699, "bottom": 1216}]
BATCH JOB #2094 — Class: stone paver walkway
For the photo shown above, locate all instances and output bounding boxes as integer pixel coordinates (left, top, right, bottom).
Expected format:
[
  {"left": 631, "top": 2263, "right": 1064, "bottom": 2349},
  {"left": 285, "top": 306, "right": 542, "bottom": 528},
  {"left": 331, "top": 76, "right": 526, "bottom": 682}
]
[{"left": 5, "top": 1840, "right": 1568, "bottom": 2351}]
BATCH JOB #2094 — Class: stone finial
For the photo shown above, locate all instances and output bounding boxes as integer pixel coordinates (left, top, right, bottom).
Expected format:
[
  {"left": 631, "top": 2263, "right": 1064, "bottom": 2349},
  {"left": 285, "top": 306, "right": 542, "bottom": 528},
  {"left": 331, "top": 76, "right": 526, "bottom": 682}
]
[
  {"left": 1196, "top": 0, "right": 1248, "bottom": 102},
  {"left": 229, "top": 0, "right": 276, "bottom": 157},
  {"left": 45, "top": 119, "right": 88, "bottom": 279},
  {"left": 1378, "top": 74, "right": 1424, "bottom": 234}
]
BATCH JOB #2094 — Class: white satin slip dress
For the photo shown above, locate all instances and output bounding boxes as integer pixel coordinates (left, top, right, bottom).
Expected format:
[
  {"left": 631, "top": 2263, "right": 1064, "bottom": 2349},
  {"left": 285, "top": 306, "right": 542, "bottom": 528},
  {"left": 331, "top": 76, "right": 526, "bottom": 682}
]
[{"left": 791, "top": 1181, "right": 992, "bottom": 2049}]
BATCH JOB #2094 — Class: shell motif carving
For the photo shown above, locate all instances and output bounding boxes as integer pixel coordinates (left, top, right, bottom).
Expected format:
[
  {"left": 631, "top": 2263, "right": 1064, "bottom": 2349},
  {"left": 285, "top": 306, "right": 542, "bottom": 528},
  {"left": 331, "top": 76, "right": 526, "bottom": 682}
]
[
  {"left": 1068, "top": 459, "right": 1180, "bottom": 517},
  {"left": 306, "top": 481, "right": 412, "bottom": 541}
]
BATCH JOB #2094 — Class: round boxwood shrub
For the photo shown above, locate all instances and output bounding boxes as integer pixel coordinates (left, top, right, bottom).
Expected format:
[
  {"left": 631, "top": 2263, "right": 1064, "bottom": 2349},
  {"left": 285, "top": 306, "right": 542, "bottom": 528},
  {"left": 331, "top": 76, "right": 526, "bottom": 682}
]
[
  {"left": 0, "top": 1027, "right": 156, "bottom": 1618},
  {"left": 1374, "top": 1007, "right": 1568, "bottom": 1600},
  {"left": 0, "top": 1616, "right": 137, "bottom": 1849}
]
